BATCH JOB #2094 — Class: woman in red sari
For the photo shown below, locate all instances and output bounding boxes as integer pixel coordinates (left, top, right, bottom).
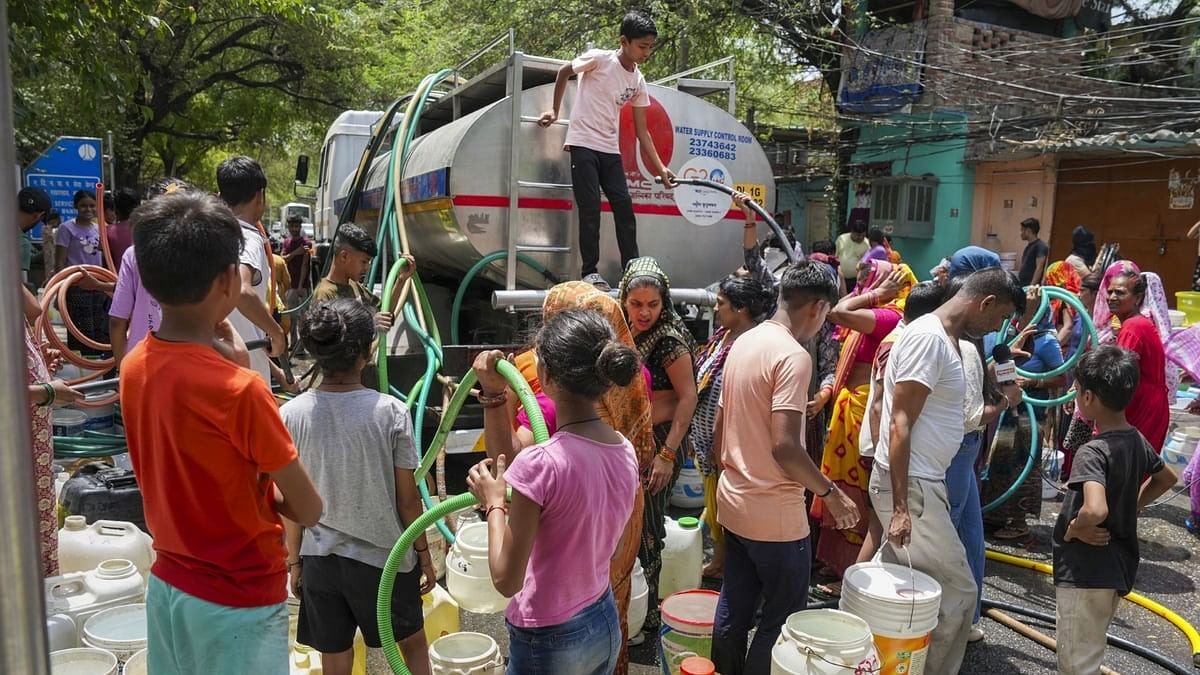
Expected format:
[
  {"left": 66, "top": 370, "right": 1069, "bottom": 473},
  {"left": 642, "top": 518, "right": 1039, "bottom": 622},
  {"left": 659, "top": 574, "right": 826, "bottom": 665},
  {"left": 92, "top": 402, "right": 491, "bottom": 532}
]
[{"left": 1098, "top": 263, "right": 1170, "bottom": 450}]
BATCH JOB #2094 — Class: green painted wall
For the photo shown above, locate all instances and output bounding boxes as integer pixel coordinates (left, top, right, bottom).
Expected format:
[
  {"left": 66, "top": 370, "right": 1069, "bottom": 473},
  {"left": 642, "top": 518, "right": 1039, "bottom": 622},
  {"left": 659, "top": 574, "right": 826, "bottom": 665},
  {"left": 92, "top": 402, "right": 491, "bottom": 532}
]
[{"left": 847, "top": 112, "right": 975, "bottom": 278}]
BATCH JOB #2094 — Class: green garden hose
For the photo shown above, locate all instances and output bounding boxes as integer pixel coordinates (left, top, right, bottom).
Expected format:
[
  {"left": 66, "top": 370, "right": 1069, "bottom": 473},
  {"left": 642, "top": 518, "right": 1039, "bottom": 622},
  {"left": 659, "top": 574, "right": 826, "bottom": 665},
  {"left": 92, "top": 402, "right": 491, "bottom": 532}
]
[
  {"left": 982, "top": 286, "right": 1097, "bottom": 513},
  {"left": 450, "top": 250, "right": 558, "bottom": 345},
  {"left": 378, "top": 358, "right": 548, "bottom": 675}
]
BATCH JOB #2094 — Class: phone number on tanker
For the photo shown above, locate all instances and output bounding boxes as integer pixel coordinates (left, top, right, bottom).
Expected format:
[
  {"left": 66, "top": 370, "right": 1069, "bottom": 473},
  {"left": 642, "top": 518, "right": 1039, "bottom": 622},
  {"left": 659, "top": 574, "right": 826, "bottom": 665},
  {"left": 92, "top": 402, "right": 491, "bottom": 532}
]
[{"left": 689, "top": 147, "right": 737, "bottom": 161}]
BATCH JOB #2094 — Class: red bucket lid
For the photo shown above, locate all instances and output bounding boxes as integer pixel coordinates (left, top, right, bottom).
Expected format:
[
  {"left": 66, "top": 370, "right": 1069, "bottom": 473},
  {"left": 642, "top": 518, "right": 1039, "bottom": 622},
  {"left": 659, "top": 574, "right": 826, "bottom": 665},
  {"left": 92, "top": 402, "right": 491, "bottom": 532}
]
[{"left": 680, "top": 656, "right": 716, "bottom": 675}]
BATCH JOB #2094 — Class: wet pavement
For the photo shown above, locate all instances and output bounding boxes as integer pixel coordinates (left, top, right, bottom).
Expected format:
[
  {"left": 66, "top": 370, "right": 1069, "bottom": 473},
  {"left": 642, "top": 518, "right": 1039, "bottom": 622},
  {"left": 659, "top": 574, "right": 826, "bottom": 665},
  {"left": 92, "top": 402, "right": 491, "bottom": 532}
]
[{"left": 456, "top": 491, "right": 1200, "bottom": 674}]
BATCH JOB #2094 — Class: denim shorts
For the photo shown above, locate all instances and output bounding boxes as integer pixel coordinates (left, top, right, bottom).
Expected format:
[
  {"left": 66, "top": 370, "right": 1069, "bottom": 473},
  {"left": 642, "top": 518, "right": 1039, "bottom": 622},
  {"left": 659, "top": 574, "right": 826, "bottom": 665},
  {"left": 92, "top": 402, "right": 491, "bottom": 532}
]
[{"left": 506, "top": 589, "right": 620, "bottom": 675}]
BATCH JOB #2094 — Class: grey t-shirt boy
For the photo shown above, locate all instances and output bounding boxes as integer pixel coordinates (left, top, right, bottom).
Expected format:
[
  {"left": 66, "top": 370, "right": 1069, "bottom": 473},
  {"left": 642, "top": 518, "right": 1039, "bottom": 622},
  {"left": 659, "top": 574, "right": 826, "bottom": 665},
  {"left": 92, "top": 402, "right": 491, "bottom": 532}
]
[
  {"left": 281, "top": 389, "right": 419, "bottom": 571},
  {"left": 1052, "top": 428, "right": 1164, "bottom": 595}
]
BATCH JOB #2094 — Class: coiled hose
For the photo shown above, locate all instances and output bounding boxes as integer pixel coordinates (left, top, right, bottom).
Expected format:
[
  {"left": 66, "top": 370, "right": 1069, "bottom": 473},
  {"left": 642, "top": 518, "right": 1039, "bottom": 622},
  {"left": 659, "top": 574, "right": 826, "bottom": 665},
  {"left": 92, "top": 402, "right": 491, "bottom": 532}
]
[
  {"left": 377, "top": 359, "right": 547, "bottom": 674},
  {"left": 982, "top": 285, "right": 1097, "bottom": 514}
]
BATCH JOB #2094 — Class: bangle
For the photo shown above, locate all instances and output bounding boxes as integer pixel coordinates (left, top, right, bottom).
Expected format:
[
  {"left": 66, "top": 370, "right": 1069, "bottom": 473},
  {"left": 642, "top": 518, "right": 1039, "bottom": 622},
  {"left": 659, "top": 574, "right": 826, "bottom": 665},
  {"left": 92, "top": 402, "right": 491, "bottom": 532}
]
[
  {"left": 744, "top": 221, "right": 756, "bottom": 229},
  {"left": 816, "top": 481, "right": 835, "bottom": 499},
  {"left": 287, "top": 560, "right": 301, "bottom": 569},
  {"left": 477, "top": 389, "right": 508, "bottom": 408},
  {"left": 414, "top": 544, "right": 429, "bottom": 553},
  {"left": 485, "top": 504, "right": 509, "bottom": 519},
  {"left": 39, "top": 382, "right": 55, "bottom": 408},
  {"left": 657, "top": 446, "right": 677, "bottom": 463}
]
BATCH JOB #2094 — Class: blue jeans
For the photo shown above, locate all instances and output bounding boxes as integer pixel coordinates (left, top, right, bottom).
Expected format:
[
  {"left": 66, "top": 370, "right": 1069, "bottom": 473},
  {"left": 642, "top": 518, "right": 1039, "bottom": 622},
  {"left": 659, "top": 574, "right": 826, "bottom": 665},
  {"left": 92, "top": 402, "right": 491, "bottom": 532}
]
[
  {"left": 506, "top": 589, "right": 620, "bottom": 675},
  {"left": 712, "top": 530, "right": 811, "bottom": 675},
  {"left": 946, "top": 430, "right": 985, "bottom": 623}
]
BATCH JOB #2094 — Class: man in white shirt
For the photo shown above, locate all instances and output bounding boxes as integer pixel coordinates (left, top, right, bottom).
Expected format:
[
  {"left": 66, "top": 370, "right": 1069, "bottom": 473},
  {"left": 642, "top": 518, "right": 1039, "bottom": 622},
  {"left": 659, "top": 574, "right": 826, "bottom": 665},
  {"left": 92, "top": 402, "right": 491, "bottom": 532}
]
[
  {"left": 871, "top": 267, "right": 1025, "bottom": 674},
  {"left": 834, "top": 220, "right": 870, "bottom": 292},
  {"left": 216, "top": 156, "right": 285, "bottom": 385}
]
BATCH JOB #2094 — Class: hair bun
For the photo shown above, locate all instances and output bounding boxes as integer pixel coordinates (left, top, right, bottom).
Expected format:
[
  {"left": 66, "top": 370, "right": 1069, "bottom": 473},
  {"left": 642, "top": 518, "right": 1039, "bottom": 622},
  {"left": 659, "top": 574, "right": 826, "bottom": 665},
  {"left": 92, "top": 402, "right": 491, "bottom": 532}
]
[
  {"left": 306, "top": 305, "right": 345, "bottom": 347},
  {"left": 596, "top": 340, "right": 639, "bottom": 387}
]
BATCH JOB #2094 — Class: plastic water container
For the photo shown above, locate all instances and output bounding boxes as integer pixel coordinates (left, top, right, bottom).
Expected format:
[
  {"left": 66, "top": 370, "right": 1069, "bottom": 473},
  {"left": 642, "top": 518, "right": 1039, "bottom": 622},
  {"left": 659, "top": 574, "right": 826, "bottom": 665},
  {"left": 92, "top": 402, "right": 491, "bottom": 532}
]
[
  {"left": 770, "top": 609, "right": 881, "bottom": 674},
  {"left": 122, "top": 649, "right": 147, "bottom": 675},
  {"left": 60, "top": 464, "right": 147, "bottom": 532},
  {"left": 49, "top": 647, "right": 118, "bottom": 675},
  {"left": 45, "top": 559, "right": 146, "bottom": 638},
  {"left": 52, "top": 409, "right": 88, "bottom": 437},
  {"left": 629, "top": 558, "right": 650, "bottom": 638},
  {"left": 660, "top": 590, "right": 720, "bottom": 675},
  {"left": 840, "top": 552, "right": 942, "bottom": 675},
  {"left": 446, "top": 522, "right": 510, "bottom": 614},
  {"left": 290, "top": 643, "right": 323, "bottom": 674},
  {"left": 58, "top": 517, "right": 154, "bottom": 578},
  {"left": 77, "top": 399, "right": 115, "bottom": 432},
  {"left": 1163, "top": 433, "right": 1199, "bottom": 486},
  {"left": 680, "top": 656, "right": 716, "bottom": 675},
  {"left": 423, "top": 583, "right": 462, "bottom": 643},
  {"left": 55, "top": 471, "right": 71, "bottom": 501},
  {"left": 428, "top": 521, "right": 448, "bottom": 580},
  {"left": 670, "top": 459, "right": 705, "bottom": 509},
  {"left": 660, "top": 517, "right": 703, "bottom": 600},
  {"left": 82, "top": 603, "right": 146, "bottom": 663},
  {"left": 1177, "top": 291, "right": 1200, "bottom": 326},
  {"left": 429, "top": 632, "right": 505, "bottom": 675},
  {"left": 1041, "top": 450, "right": 1065, "bottom": 500},
  {"left": 47, "top": 614, "right": 79, "bottom": 652}
]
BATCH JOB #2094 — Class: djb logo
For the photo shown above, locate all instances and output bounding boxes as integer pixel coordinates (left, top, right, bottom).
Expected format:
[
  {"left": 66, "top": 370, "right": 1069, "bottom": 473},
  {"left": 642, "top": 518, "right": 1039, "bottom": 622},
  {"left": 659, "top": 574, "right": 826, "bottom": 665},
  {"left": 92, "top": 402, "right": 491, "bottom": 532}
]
[{"left": 78, "top": 143, "right": 98, "bottom": 161}]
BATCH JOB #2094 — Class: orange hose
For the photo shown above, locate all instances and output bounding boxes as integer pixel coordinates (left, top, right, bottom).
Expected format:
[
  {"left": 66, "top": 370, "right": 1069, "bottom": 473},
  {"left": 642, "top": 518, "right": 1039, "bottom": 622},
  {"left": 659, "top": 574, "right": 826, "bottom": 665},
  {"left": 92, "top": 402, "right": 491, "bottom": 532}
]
[
  {"left": 95, "top": 182, "right": 116, "bottom": 273},
  {"left": 36, "top": 264, "right": 119, "bottom": 407}
]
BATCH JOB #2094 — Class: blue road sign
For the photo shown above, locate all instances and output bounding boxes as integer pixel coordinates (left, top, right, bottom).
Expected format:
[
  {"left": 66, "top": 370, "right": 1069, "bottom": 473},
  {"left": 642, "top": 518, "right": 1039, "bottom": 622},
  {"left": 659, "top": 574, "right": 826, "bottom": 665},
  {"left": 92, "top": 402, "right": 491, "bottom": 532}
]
[{"left": 24, "top": 136, "right": 103, "bottom": 241}]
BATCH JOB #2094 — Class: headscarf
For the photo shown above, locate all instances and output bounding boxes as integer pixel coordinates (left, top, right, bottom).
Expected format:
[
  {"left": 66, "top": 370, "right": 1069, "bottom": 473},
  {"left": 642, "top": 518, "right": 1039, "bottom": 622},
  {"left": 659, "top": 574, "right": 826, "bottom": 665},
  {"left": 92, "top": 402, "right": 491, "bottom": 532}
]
[
  {"left": 949, "top": 246, "right": 1001, "bottom": 280},
  {"left": 810, "top": 252, "right": 840, "bottom": 281},
  {"left": 1092, "top": 261, "right": 1179, "bottom": 402},
  {"left": 831, "top": 259, "right": 917, "bottom": 395},
  {"left": 619, "top": 257, "right": 697, "bottom": 371},
  {"left": 542, "top": 281, "right": 656, "bottom": 469},
  {"left": 1043, "top": 261, "right": 1081, "bottom": 322},
  {"left": 1071, "top": 226, "right": 1097, "bottom": 268}
]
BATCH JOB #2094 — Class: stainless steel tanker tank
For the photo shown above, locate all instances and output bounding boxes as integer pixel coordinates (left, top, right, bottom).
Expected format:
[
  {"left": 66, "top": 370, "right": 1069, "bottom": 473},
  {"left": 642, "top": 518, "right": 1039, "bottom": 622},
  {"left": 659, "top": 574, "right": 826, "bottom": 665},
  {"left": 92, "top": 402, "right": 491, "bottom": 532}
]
[{"left": 343, "top": 81, "right": 776, "bottom": 290}]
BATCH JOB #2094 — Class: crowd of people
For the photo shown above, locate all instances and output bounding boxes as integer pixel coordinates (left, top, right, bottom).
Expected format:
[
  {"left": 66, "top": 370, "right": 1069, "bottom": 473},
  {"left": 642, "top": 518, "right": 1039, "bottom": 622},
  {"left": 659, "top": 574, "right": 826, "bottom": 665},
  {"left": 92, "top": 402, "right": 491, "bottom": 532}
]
[{"left": 12, "top": 9, "right": 1200, "bottom": 675}]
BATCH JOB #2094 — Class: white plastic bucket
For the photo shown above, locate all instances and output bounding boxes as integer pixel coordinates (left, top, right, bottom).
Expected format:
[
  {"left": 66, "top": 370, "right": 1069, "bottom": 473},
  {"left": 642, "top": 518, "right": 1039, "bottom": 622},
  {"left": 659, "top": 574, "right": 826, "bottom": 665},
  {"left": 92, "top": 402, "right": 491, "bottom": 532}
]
[
  {"left": 840, "top": 551, "right": 941, "bottom": 675},
  {"left": 429, "top": 632, "right": 505, "bottom": 675},
  {"left": 1163, "top": 434, "right": 1199, "bottom": 486},
  {"left": 78, "top": 399, "right": 115, "bottom": 432},
  {"left": 629, "top": 558, "right": 650, "bottom": 638},
  {"left": 122, "top": 649, "right": 147, "bottom": 675},
  {"left": 770, "top": 609, "right": 880, "bottom": 675},
  {"left": 659, "top": 589, "right": 720, "bottom": 675},
  {"left": 82, "top": 603, "right": 146, "bottom": 663},
  {"left": 670, "top": 460, "right": 705, "bottom": 509},
  {"left": 49, "top": 647, "right": 117, "bottom": 675},
  {"left": 52, "top": 409, "right": 88, "bottom": 437},
  {"left": 46, "top": 614, "right": 78, "bottom": 652},
  {"left": 1042, "top": 450, "right": 1065, "bottom": 499},
  {"left": 446, "top": 522, "right": 510, "bottom": 614}
]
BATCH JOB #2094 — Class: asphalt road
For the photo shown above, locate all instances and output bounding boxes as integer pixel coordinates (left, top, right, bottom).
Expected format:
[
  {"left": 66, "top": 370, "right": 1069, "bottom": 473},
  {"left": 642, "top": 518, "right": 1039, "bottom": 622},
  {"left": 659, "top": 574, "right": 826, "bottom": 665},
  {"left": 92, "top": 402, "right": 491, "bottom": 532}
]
[{"left": 457, "top": 492, "right": 1199, "bottom": 675}]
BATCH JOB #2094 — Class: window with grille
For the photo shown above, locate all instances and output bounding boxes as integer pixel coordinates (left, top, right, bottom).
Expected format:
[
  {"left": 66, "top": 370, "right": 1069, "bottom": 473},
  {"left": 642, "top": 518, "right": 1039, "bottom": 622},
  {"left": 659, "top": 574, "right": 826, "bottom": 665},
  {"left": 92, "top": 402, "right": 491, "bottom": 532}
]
[{"left": 869, "top": 177, "right": 938, "bottom": 238}]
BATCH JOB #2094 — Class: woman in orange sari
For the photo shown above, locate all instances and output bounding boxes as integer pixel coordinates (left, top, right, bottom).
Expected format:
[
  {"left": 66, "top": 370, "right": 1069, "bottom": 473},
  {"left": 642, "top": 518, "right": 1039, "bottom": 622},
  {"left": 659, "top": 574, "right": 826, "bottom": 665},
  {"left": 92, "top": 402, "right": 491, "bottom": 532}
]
[
  {"left": 478, "top": 281, "right": 654, "bottom": 674},
  {"left": 812, "top": 259, "right": 915, "bottom": 578}
]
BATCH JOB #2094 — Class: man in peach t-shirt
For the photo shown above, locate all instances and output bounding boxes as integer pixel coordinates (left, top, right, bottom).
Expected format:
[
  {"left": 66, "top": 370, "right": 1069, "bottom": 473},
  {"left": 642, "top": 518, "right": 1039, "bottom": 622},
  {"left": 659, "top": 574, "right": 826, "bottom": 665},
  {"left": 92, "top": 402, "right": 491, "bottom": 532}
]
[{"left": 711, "top": 261, "right": 860, "bottom": 675}]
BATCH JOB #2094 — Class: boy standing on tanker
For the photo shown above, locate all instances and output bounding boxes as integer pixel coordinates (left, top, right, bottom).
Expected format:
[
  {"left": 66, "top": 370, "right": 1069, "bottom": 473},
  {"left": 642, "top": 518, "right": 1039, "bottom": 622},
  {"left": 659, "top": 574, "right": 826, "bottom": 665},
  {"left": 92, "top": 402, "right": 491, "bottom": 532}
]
[
  {"left": 1053, "top": 346, "right": 1175, "bottom": 675},
  {"left": 540, "top": 11, "right": 676, "bottom": 290},
  {"left": 120, "top": 191, "right": 323, "bottom": 674}
]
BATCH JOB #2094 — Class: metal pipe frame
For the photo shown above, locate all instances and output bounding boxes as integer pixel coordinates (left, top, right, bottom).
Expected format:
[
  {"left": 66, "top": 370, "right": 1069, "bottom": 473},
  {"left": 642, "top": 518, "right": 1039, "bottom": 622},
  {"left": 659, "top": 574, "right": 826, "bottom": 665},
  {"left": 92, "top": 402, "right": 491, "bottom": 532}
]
[{"left": 493, "top": 287, "right": 717, "bottom": 309}]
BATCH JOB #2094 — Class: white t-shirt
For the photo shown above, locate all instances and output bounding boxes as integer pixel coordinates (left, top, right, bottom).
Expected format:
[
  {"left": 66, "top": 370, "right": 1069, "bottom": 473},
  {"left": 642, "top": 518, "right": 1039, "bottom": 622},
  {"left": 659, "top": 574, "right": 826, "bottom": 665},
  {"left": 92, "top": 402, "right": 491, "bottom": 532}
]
[
  {"left": 874, "top": 314, "right": 965, "bottom": 480},
  {"left": 226, "top": 219, "right": 271, "bottom": 385},
  {"left": 960, "top": 340, "right": 985, "bottom": 433},
  {"left": 564, "top": 49, "right": 650, "bottom": 155}
]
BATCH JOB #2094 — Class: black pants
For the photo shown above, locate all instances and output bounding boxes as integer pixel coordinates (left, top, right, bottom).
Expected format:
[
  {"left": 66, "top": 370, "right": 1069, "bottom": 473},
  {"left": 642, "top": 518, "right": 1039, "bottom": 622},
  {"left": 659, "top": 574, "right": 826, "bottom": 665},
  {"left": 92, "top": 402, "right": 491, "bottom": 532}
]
[{"left": 571, "top": 146, "right": 638, "bottom": 277}]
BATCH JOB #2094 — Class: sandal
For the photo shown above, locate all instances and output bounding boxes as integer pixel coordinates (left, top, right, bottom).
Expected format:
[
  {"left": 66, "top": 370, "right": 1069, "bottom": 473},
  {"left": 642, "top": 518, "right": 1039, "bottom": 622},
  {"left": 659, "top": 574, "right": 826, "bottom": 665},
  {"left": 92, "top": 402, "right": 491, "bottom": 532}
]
[{"left": 993, "top": 525, "right": 1031, "bottom": 540}]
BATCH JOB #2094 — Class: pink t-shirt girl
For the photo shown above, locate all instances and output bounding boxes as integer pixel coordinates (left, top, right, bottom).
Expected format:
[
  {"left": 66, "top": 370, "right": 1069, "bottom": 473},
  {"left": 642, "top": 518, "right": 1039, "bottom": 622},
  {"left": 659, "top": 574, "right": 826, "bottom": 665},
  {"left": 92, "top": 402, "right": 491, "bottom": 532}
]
[
  {"left": 109, "top": 247, "right": 161, "bottom": 354},
  {"left": 502, "top": 431, "right": 638, "bottom": 628}
]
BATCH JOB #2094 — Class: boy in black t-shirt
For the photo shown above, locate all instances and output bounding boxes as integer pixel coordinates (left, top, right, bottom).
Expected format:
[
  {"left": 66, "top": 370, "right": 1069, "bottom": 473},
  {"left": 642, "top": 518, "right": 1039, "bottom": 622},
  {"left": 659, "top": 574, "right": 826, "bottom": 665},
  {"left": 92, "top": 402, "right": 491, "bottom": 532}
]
[{"left": 1053, "top": 345, "right": 1175, "bottom": 675}]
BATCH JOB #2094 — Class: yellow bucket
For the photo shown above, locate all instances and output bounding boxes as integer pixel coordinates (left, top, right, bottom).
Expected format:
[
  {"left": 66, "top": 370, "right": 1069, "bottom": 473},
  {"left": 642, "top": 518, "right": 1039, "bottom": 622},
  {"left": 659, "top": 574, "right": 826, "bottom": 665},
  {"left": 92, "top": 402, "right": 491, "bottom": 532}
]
[{"left": 1176, "top": 291, "right": 1200, "bottom": 326}]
